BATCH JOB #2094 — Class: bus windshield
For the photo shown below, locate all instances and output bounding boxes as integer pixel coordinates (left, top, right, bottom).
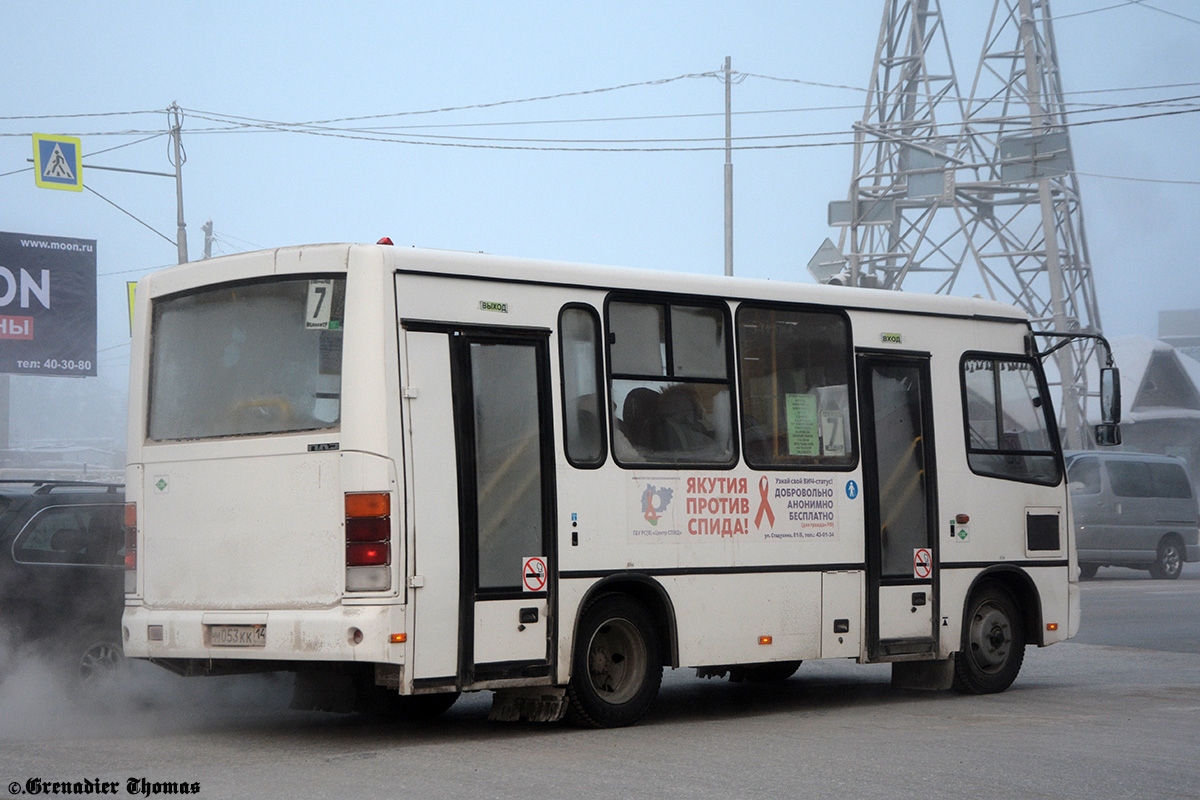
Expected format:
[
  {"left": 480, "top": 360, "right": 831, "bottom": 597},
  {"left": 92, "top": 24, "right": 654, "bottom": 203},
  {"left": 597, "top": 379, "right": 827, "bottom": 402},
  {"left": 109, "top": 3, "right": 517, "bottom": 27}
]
[{"left": 147, "top": 276, "right": 345, "bottom": 441}]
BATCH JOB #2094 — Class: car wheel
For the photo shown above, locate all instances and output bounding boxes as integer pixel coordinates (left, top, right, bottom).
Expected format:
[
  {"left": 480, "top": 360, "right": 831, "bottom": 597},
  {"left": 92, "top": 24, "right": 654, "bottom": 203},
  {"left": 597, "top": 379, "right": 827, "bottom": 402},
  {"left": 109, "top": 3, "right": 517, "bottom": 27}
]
[
  {"left": 1149, "top": 538, "right": 1184, "bottom": 580},
  {"left": 1079, "top": 563, "right": 1099, "bottom": 580},
  {"left": 566, "top": 594, "right": 662, "bottom": 728},
  {"left": 67, "top": 636, "right": 126, "bottom": 698},
  {"left": 953, "top": 582, "right": 1025, "bottom": 695}
]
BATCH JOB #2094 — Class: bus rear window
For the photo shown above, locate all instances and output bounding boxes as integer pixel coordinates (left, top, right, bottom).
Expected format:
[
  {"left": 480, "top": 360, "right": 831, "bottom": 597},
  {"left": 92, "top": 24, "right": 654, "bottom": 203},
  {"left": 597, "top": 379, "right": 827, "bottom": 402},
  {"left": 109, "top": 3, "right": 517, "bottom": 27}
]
[{"left": 147, "top": 277, "right": 345, "bottom": 441}]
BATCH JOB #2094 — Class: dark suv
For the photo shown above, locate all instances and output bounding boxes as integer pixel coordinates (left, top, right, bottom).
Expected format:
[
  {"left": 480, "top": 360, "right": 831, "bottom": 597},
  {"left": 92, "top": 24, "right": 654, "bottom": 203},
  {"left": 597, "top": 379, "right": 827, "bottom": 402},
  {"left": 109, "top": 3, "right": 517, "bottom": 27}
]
[{"left": 0, "top": 481, "right": 125, "bottom": 691}]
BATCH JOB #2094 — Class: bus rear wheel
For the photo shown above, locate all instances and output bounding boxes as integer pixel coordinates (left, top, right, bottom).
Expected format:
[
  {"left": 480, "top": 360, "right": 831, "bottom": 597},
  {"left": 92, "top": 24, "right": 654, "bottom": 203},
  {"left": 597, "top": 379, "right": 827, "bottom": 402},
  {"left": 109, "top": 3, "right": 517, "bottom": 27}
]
[
  {"left": 953, "top": 582, "right": 1025, "bottom": 694},
  {"left": 566, "top": 594, "right": 662, "bottom": 728}
]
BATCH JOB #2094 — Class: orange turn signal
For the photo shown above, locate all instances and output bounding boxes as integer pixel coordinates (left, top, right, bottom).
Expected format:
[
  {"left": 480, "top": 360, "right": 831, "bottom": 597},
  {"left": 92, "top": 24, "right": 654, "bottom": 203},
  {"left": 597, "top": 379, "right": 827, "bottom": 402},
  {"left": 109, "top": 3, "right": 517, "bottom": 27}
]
[
  {"left": 346, "top": 492, "right": 390, "bottom": 518},
  {"left": 1046, "top": 623, "right": 1059, "bottom": 632},
  {"left": 758, "top": 635, "right": 773, "bottom": 646},
  {"left": 390, "top": 633, "right": 407, "bottom": 644}
]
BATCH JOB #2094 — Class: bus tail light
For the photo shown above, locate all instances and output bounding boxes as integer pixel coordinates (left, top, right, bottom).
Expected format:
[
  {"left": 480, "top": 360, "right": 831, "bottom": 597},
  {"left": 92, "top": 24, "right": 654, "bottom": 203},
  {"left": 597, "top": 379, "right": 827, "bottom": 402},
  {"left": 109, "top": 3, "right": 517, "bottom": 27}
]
[
  {"left": 346, "top": 492, "right": 391, "bottom": 592},
  {"left": 123, "top": 502, "right": 137, "bottom": 593},
  {"left": 347, "top": 542, "right": 390, "bottom": 566}
]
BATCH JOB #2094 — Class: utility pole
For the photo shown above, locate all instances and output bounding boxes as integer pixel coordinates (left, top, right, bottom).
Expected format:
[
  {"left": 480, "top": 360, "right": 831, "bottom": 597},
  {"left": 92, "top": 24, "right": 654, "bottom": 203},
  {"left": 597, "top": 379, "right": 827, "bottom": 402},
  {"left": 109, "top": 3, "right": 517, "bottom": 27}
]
[
  {"left": 723, "top": 56, "right": 734, "bottom": 277},
  {"left": 169, "top": 103, "right": 188, "bottom": 264}
]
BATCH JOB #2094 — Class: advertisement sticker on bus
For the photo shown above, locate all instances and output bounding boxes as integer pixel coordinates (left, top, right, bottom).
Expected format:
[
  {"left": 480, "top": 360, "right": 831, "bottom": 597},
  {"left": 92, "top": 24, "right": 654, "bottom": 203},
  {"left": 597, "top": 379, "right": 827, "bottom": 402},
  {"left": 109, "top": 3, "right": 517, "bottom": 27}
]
[{"left": 628, "top": 474, "right": 838, "bottom": 543}]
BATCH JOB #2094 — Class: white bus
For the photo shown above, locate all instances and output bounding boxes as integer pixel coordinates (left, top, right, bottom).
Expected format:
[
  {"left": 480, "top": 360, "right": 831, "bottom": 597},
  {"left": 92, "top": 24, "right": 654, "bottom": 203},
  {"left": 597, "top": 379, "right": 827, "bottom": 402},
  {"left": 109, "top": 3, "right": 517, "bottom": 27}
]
[{"left": 122, "top": 242, "right": 1114, "bottom": 727}]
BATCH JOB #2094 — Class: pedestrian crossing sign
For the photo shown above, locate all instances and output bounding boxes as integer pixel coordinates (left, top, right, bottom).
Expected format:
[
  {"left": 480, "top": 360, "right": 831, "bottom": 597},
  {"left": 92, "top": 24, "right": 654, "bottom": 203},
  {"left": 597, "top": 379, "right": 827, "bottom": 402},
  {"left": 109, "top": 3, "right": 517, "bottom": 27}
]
[{"left": 33, "top": 133, "right": 83, "bottom": 191}]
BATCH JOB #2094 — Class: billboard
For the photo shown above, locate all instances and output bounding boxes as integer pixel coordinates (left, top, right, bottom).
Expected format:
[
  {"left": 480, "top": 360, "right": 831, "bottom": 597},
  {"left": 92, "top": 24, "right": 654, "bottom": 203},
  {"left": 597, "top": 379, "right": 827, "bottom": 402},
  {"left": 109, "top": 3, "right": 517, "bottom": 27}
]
[{"left": 0, "top": 231, "right": 97, "bottom": 377}]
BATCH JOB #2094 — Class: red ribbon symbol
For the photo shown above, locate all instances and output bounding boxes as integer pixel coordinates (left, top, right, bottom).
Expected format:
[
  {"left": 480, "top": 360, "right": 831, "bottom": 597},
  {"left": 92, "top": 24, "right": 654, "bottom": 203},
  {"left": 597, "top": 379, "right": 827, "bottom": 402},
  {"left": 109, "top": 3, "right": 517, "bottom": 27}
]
[{"left": 754, "top": 475, "right": 775, "bottom": 530}]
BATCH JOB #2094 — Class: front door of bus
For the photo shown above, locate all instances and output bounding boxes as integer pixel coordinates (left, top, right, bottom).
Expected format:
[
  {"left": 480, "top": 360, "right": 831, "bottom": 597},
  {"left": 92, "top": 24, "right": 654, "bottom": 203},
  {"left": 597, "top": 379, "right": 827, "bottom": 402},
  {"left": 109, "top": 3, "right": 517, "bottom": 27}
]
[
  {"left": 857, "top": 353, "right": 939, "bottom": 659},
  {"left": 405, "top": 327, "right": 555, "bottom": 689}
]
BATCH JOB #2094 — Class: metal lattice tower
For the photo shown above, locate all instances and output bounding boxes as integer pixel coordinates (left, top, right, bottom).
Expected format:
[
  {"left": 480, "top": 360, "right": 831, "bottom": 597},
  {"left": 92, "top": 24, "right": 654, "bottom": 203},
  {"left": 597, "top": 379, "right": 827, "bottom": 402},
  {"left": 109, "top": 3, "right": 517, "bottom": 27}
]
[{"left": 829, "top": 0, "right": 1102, "bottom": 448}]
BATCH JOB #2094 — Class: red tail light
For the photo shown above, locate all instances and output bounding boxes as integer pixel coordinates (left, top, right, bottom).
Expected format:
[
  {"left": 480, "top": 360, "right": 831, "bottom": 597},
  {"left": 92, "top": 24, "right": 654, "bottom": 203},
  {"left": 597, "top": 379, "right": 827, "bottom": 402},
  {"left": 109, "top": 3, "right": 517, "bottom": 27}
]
[
  {"left": 346, "top": 492, "right": 390, "bottom": 569},
  {"left": 346, "top": 517, "right": 389, "bottom": 542},
  {"left": 347, "top": 542, "right": 390, "bottom": 566},
  {"left": 124, "top": 502, "right": 137, "bottom": 571}
]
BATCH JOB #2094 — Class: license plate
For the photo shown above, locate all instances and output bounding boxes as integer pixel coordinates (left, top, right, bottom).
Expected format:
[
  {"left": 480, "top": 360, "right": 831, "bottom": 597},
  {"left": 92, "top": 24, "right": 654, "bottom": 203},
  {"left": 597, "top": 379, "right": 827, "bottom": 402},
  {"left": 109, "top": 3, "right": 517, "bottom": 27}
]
[{"left": 209, "top": 624, "right": 266, "bottom": 647}]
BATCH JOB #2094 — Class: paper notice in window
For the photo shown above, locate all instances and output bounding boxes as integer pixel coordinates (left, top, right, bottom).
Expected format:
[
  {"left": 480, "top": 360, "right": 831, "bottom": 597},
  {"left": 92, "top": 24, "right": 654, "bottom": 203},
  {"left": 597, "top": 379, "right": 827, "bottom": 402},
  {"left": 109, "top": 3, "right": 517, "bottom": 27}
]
[{"left": 786, "top": 393, "right": 819, "bottom": 456}]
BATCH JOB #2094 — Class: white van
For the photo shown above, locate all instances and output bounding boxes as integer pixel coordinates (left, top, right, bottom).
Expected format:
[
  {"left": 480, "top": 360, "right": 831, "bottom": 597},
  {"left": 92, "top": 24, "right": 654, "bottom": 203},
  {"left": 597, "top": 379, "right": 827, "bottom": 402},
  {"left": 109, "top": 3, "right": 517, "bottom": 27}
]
[{"left": 1065, "top": 451, "right": 1200, "bottom": 579}]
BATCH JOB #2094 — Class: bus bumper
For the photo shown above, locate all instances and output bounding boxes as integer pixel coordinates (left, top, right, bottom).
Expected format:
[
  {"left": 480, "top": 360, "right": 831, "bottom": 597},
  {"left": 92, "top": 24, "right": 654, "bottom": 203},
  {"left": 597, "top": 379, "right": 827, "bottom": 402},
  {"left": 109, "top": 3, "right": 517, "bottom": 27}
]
[{"left": 122, "top": 604, "right": 407, "bottom": 667}]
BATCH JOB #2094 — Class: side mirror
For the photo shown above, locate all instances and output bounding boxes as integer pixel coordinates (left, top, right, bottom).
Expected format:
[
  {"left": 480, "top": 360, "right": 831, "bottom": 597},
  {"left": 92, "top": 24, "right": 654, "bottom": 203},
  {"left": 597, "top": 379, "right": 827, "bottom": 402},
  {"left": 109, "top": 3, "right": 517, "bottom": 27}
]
[
  {"left": 1094, "top": 422, "right": 1122, "bottom": 447},
  {"left": 1100, "top": 367, "right": 1121, "bottom": 424}
]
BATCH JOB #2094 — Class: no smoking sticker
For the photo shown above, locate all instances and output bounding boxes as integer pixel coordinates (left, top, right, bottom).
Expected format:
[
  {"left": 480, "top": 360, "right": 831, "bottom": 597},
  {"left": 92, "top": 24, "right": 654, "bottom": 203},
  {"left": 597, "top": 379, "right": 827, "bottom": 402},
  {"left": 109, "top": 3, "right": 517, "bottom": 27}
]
[
  {"left": 522, "top": 556, "right": 547, "bottom": 592},
  {"left": 913, "top": 547, "right": 932, "bottom": 579}
]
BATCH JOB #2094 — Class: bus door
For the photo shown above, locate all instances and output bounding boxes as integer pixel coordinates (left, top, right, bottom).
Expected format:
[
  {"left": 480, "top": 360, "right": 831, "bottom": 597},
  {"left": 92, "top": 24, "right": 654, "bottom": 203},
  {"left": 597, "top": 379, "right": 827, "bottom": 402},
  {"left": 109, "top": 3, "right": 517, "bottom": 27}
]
[
  {"left": 404, "top": 326, "right": 556, "bottom": 690},
  {"left": 856, "top": 352, "right": 939, "bottom": 660}
]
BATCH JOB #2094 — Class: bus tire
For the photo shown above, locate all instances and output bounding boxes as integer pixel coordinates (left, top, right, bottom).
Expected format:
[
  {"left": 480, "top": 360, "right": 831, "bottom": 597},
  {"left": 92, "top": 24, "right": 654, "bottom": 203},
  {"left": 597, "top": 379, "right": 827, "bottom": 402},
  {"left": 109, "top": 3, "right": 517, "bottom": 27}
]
[
  {"left": 953, "top": 582, "right": 1025, "bottom": 695},
  {"left": 566, "top": 594, "right": 662, "bottom": 728},
  {"left": 1149, "top": 537, "right": 1184, "bottom": 580}
]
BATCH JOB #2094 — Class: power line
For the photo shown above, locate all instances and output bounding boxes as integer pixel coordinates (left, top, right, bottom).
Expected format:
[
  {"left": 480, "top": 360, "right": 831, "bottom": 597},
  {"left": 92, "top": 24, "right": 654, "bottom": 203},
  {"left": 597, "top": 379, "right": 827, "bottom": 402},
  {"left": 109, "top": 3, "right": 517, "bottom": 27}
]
[
  {"left": 98, "top": 263, "right": 174, "bottom": 277},
  {"left": 179, "top": 102, "right": 1200, "bottom": 151},
  {"left": 86, "top": 132, "right": 168, "bottom": 159},
  {"left": 83, "top": 186, "right": 175, "bottom": 246},
  {"left": 1077, "top": 169, "right": 1200, "bottom": 185},
  {"left": 1038, "top": 0, "right": 1200, "bottom": 24},
  {"left": 0, "top": 109, "right": 162, "bottom": 121},
  {"left": 181, "top": 72, "right": 722, "bottom": 131},
  {"left": 1131, "top": 1, "right": 1200, "bottom": 26},
  {"left": 2, "top": 77, "right": 1197, "bottom": 143}
]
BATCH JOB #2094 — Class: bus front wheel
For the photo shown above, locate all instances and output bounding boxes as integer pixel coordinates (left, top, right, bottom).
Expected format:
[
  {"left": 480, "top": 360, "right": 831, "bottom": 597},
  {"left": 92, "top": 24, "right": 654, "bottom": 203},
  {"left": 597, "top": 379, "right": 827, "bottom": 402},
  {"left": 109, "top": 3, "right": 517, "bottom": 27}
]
[
  {"left": 953, "top": 582, "right": 1025, "bottom": 694},
  {"left": 566, "top": 594, "right": 662, "bottom": 728}
]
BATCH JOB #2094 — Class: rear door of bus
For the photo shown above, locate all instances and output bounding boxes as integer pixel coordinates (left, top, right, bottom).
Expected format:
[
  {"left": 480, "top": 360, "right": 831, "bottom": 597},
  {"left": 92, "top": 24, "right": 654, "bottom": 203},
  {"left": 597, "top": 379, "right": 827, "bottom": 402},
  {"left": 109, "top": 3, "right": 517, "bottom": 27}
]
[{"left": 403, "top": 324, "right": 556, "bottom": 690}]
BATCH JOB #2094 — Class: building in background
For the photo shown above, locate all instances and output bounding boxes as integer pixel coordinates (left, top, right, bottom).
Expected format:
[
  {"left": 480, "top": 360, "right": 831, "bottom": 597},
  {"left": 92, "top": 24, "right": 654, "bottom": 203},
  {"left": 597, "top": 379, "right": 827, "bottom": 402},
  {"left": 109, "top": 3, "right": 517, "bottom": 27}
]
[
  {"left": 1107, "top": 331, "right": 1200, "bottom": 489},
  {"left": 1159, "top": 310, "right": 1200, "bottom": 363}
]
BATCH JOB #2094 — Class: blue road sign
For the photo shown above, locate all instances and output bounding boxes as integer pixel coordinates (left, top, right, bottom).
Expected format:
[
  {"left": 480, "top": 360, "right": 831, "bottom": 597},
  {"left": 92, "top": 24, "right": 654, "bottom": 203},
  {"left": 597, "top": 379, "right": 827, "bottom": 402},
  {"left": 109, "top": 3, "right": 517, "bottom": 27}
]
[{"left": 33, "top": 134, "right": 83, "bottom": 192}]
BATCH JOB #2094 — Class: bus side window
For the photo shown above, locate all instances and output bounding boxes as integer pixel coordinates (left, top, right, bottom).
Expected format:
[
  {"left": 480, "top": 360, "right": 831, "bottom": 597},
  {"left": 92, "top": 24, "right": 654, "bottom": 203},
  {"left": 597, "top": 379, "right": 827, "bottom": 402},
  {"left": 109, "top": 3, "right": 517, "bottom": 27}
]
[
  {"left": 961, "top": 355, "right": 1061, "bottom": 485},
  {"left": 608, "top": 298, "right": 736, "bottom": 466},
  {"left": 559, "top": 306, "right": 606, "bottom": 467},
  {"left": 736, "top": 304, "right": 855, "bottom": 469}
]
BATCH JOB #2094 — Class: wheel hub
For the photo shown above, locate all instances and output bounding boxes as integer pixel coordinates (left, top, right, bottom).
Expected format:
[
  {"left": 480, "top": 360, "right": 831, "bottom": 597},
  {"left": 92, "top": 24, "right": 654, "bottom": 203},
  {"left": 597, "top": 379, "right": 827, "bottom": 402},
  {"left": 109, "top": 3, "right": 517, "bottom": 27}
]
[
  {"left": 585, "top": 619, "right": 645, "bottom": 703},
  {"left": 971, "top": 606, "right": 1011, "bottom": 669}
]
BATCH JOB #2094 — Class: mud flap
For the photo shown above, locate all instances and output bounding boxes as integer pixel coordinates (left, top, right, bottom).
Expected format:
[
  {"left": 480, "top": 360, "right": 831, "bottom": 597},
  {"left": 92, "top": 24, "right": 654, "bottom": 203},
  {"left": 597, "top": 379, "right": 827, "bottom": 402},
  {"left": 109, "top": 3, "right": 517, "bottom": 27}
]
[{"left": 489, "top": 686, "right": 568, "bottom": 722}]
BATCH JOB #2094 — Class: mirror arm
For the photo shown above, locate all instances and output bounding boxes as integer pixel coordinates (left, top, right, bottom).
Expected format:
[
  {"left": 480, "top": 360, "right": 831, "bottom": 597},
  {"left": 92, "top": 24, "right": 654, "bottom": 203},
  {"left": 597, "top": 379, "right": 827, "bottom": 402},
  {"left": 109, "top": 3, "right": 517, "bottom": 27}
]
[{"left": 1028, "top": 330, "right": 1114, "bottom": 367}]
